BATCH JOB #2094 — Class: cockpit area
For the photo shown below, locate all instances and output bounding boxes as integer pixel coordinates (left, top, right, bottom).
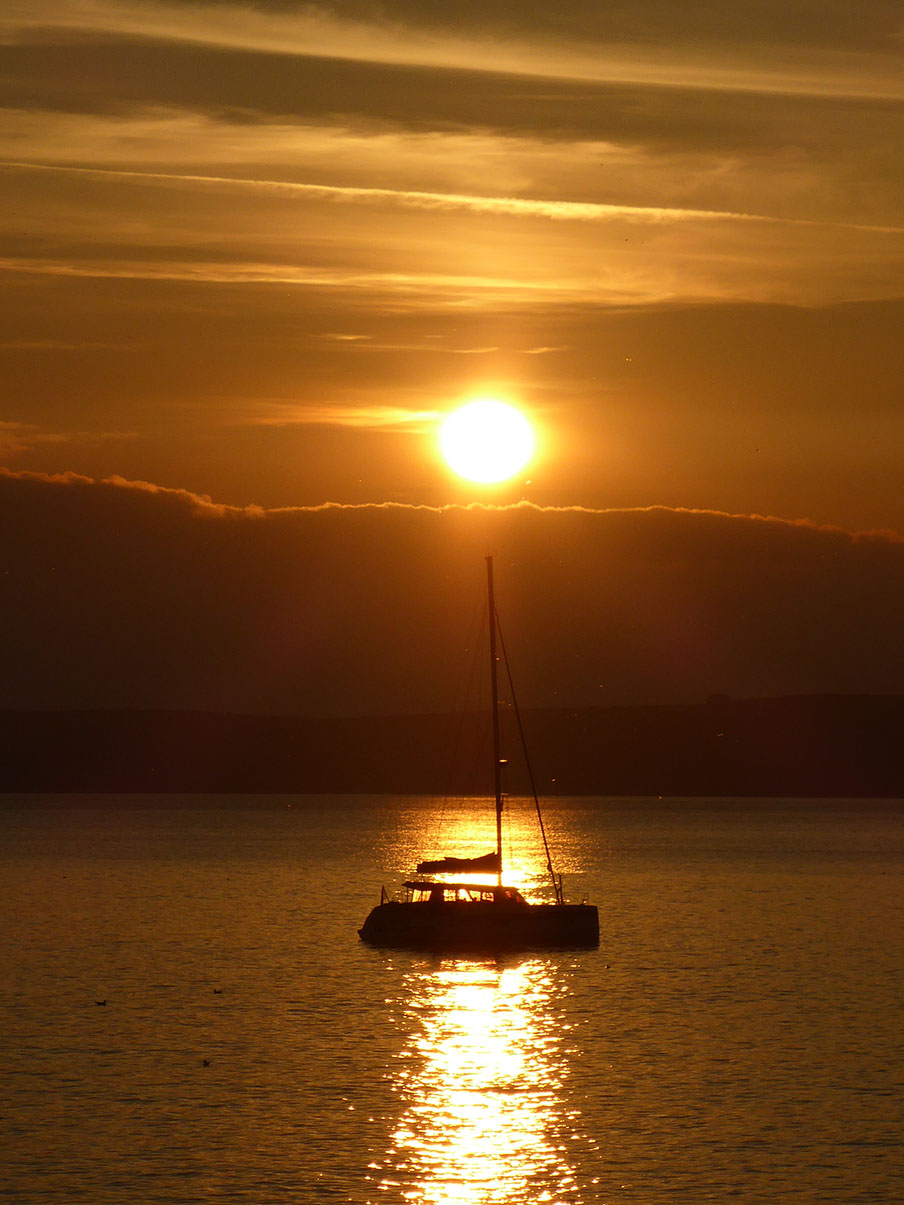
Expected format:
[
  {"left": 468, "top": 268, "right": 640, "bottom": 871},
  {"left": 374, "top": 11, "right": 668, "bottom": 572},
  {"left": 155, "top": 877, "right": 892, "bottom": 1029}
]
[{"left": 402, "top": 880, "right": 528, "bottom": 906}]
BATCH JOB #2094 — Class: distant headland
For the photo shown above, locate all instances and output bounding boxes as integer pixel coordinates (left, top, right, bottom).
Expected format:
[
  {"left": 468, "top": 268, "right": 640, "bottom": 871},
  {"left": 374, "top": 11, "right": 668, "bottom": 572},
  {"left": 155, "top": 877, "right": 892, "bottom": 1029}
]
[{"left": 1, "top": 695, "right": 902, "bottom": 797}]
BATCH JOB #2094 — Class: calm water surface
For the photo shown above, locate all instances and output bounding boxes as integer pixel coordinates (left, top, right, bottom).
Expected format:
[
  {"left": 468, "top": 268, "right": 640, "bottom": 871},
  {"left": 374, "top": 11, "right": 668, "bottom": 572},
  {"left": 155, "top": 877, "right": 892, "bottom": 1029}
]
[{"left": 2, "top": 795, "right": 902, "bottom": 1203}]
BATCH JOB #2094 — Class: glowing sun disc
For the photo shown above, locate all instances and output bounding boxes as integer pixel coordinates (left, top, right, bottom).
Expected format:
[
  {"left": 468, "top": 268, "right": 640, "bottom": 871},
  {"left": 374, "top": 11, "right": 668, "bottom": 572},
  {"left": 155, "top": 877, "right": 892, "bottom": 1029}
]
[{"left": 440, "top": 399, "right": 534, "bottom": 484}]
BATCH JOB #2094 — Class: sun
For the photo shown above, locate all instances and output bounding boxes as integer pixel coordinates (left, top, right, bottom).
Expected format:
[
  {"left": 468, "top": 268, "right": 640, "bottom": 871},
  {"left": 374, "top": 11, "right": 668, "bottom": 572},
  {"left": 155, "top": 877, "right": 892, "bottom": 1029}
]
[{"left": 440, "top": 399, "right": 535, "bottom": 484}]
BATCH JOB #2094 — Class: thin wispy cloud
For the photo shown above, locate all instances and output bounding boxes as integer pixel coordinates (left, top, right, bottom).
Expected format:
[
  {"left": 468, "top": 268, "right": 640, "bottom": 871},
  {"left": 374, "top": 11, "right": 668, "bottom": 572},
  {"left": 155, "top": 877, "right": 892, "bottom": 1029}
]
[
  {"left": 0, "top": 339, "right": 129, "bottom": 350},
  {"left": 0, "top": 421, "right": 137, "bottom": 456},
  {"left": 0, "top": 421, "right": 32, "bottom": 456},
  {"left": 0, "top": 255, "right": 598, "bottom": 303},
  {"left": 5, "top": 1, "right": 903, "bottom": 102},
  {"left": 250, "top": 404, "right": 442, "bottom": 430},
  {"left": 7, "top": 160, "right": 903, "bottom": 245},
  {"left": 316, "top": 336, "right": 500, "bottom": 355},
  {"left": 2, "top": 161, "right": 785, "bottom": 227}
]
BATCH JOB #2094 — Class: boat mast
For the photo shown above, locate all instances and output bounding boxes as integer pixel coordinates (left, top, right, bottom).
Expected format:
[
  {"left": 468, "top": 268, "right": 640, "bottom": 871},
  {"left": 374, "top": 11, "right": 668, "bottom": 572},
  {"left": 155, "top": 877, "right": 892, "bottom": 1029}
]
[
  {"left": 496, "top": 624, "right": 565, "bottom": 905},
  {"left": 486, "top": 555, "right": 504, "bottom": 885}
]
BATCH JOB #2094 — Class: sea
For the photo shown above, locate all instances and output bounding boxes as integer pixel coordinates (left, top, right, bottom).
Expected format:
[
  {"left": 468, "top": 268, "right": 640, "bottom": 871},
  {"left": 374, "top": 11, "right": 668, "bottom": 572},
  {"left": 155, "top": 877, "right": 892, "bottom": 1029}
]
[{"left": 2, "top": 794, "right": 902, "bottom": 1204}]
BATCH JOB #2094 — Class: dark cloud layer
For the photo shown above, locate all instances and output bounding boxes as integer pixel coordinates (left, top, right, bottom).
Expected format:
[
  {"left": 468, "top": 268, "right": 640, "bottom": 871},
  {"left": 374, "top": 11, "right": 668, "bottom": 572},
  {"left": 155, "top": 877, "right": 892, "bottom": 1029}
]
[
  {"left": 166, "top": 0, "right": 904, "bottom": 55},
  {"left": 2, "top": 471, "right": 901, "bottom": 716},
  {"left": 4, "top": 35, "right": 900, "bottom": 156}
]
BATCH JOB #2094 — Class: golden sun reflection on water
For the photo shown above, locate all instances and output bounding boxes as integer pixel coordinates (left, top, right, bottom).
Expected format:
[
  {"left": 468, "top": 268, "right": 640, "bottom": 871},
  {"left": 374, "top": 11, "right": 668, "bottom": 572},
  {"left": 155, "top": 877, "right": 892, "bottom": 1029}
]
[
  {"left": 372, "top": 958, "right": 589, "bottom": 1204},
  {"left": 382, "top": 798, "right": 563, "bottom": 903}
]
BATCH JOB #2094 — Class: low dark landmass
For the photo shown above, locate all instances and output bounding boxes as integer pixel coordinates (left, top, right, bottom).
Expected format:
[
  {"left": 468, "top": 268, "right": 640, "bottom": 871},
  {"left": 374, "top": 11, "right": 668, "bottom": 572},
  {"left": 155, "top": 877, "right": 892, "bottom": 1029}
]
[{"left": 1, "top": 695, "right": 903, "bottom": 796}]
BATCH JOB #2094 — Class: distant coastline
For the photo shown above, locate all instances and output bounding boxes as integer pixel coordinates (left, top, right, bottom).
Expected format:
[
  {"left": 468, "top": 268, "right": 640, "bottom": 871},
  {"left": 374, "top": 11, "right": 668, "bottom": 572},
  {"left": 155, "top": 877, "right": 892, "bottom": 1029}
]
[{"left": 2, "top": 695, "right": 903, "bottom": 797}]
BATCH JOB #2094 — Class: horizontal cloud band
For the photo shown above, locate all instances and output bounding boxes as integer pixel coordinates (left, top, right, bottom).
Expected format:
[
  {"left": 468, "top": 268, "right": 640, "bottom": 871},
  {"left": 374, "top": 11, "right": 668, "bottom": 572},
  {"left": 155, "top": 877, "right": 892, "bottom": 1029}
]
[{"left": 2, "top": 467, "right": 902, "bottom": 717}]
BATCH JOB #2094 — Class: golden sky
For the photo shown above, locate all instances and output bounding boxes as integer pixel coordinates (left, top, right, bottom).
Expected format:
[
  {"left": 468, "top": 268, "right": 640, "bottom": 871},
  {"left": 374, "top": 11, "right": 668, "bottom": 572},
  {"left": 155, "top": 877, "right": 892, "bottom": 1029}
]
[{"left": 1, "top": 0, "right": 903, "bottom": 529}]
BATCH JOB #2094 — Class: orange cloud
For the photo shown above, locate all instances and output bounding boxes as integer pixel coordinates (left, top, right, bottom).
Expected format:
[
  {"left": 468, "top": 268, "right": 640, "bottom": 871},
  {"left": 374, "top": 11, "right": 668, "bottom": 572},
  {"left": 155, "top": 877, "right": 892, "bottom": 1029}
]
[{"left": 3, "top": 466, "right": 900, "bottom": 542}]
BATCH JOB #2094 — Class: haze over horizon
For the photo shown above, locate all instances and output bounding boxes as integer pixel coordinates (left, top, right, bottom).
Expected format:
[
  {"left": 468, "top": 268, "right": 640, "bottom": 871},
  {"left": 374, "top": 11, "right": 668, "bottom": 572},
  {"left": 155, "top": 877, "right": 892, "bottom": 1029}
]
[{"left": 1, "top": 469, "right": 902, "bottom": 717}]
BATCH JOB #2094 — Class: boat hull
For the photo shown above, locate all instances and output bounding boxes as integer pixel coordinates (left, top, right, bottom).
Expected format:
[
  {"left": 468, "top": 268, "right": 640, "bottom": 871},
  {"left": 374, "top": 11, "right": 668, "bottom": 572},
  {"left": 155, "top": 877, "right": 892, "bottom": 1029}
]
[{"left": 358, "top": 899, "right": 599, "bottom": 952}]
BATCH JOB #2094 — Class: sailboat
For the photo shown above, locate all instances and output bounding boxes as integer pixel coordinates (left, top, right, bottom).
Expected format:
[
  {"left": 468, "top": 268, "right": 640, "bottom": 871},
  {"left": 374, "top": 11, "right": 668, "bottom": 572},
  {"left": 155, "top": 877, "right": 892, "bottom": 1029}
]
[{"left": 358, "top": 556, "right": 599, "bottom": 952}]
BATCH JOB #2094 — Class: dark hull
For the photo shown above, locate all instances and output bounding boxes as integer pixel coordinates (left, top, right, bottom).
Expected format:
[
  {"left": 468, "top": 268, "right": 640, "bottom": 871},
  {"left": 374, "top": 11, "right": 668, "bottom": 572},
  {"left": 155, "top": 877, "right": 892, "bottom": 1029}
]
[{"left": 358, "top": 899, "right": 599, "bottom": 952}]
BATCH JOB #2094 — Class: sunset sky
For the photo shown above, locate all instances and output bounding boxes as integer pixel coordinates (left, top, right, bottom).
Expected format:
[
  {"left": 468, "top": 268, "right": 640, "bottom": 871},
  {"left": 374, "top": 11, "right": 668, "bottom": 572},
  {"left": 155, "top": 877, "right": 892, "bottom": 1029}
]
[{"left": 1, "top": 2, "right": 903, "bottom": 715}]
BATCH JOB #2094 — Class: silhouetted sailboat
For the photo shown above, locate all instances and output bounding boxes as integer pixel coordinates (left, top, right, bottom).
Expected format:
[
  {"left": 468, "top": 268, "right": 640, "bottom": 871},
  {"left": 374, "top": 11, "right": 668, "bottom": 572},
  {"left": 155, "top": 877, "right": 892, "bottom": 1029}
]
[{"left": 358, "top": 556, "right": 599, "bottom": 952}]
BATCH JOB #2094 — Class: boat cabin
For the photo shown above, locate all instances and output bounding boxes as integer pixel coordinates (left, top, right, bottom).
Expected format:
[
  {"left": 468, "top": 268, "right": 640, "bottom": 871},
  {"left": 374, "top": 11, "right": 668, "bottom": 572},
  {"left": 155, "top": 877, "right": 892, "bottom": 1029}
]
[{"left": 402, "top": 880, "right": 528, "bottom": 906}]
